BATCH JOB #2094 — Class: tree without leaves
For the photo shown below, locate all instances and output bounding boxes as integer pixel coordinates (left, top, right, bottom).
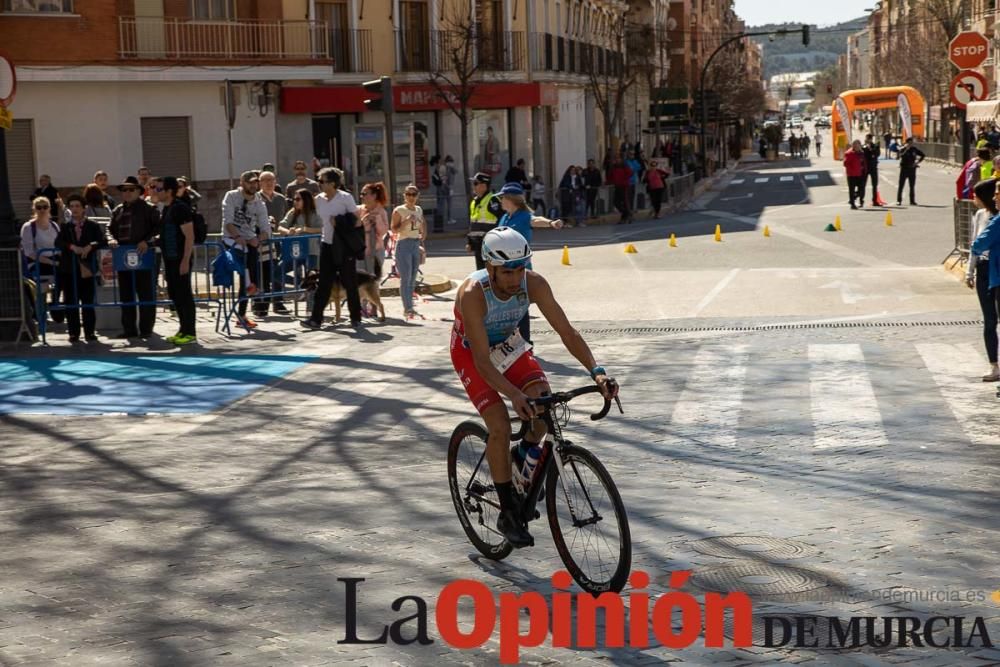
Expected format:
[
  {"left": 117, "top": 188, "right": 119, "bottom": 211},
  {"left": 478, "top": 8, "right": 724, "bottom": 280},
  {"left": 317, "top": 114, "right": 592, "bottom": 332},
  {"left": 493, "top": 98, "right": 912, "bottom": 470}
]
[
  {"left": 586, "top": 15, "right": 635, "bottom": 165},
  {"left": 425, "top": 6, "right": 499, "bottom": 206}
]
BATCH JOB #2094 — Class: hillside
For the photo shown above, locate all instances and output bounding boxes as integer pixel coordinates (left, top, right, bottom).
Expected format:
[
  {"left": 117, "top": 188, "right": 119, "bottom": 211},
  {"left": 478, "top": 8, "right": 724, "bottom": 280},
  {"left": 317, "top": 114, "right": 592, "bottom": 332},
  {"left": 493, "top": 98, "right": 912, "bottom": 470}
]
[{"left": 749, "top": 17, "right": 867, "bottom": 78}]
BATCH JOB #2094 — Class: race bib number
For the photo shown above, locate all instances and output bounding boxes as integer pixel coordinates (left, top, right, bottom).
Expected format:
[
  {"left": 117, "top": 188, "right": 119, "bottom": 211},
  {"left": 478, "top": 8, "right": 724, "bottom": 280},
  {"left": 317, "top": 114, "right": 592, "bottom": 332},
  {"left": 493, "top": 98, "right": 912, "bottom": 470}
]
[{"left": 489, "top": 331, "right": 531, "bottom": 373}]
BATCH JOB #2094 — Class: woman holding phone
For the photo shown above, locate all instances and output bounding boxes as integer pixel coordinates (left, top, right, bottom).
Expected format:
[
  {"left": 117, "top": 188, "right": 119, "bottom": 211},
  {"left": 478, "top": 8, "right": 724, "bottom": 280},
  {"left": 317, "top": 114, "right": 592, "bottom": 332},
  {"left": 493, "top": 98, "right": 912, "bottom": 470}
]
[{"left": 390, "top": 184, "right": 426, "bottom": 320}]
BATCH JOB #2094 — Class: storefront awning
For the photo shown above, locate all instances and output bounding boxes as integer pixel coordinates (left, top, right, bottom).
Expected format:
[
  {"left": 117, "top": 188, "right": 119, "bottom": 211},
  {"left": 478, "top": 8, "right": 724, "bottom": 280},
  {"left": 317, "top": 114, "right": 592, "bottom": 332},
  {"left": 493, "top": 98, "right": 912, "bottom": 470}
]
[
  {"left": 281, "top": 82, "right": 558, "bottom": 114},
  {"left": 966, "top": 100, "right": 1000, "bottom": 122}
]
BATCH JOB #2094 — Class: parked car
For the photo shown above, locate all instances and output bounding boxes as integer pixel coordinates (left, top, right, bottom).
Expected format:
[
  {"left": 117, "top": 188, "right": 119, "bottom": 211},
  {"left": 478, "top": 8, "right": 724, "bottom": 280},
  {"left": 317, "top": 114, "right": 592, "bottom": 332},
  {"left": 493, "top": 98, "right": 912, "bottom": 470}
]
[{"left": 815, "top": 117, "right": 831, "bottom": 128}]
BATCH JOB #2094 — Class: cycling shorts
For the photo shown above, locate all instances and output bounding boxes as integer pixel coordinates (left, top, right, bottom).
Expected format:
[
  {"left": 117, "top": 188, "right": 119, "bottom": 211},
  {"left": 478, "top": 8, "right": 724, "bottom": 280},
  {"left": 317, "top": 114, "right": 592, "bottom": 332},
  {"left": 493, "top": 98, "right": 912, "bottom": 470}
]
[{"left": 450, "top": 328, "right": 547, "bottom": 414}]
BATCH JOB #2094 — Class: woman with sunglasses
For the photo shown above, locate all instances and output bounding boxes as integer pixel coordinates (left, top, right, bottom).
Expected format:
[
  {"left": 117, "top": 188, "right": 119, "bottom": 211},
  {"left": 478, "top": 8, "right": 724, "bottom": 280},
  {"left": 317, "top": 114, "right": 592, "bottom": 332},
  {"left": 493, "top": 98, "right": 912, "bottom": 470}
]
[
  {"left": 390, "top": 185, "right": 426, "bottom": 320},
  {"left": 358, "top": 182, "right": 389, "bottom": 277},
  {"left": 20, "top": 196, "right": 64, "bottom": 324}
]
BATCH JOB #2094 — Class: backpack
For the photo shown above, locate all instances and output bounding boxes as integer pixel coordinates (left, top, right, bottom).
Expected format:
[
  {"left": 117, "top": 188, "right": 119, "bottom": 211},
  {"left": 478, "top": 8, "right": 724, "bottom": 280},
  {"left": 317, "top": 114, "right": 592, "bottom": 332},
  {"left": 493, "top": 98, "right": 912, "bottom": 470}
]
[{"left": 192, "top": 211, "right": 208, "bottom": 244}]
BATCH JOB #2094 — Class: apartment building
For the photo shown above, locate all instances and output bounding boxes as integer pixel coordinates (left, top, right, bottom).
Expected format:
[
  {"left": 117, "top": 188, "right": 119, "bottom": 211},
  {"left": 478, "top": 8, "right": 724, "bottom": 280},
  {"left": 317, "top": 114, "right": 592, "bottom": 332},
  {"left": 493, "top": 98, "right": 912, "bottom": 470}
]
[
  {"left": 1, "top": 0, "right": 638, "bottom": 214},
  {"left": 2, "top": 0, "right": 335, "bottom": 217}
]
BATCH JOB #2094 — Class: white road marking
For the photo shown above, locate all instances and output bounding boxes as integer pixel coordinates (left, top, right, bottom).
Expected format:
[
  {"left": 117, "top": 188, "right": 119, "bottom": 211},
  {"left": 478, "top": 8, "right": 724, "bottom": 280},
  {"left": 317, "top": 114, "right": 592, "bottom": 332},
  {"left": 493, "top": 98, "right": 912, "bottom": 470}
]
[
  {"left": 670, "top": 345, "right": 749, "bottom": 448},
  {"left": 780, "top": 176, "right": 794, "bottom": 182},
  {"left": 720, "top": 193, "right": 754, "bottom": 201},
  {"left": 754, "top": 177, "right": 769, "bottom": 183},
  {"left": 916, "top": 343, "right": 1000, "bottom": 446},
  {"left": 804, "top": 174, "right": 819, "bottom": 181},
  {"left": 688, "top": 268, "right": 740, "bottom": 318},
  {"left": 809, "top": 344, "right": 888, "bottom": 449},
  {"left": 730, "top": 179, "right": 746, "bottom": 185}
]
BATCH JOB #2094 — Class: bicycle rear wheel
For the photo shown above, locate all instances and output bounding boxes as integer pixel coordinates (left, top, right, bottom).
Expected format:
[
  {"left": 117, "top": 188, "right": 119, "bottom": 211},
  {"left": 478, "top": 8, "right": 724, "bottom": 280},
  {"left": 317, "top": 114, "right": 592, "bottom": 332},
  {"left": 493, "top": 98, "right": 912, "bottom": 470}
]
[
  {"left": 447, "top": 421, "right": 513, "bottom": 560},
  {"left": 546, "top": 445, "right": 631, "bottom": 594}
]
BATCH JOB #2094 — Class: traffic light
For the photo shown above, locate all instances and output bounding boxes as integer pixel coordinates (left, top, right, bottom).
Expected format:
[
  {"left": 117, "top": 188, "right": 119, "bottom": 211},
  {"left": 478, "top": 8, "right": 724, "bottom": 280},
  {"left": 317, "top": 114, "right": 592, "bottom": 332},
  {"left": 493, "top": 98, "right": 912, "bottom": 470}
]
[
  {"left": 802, "top": 25, "right": 810, "bottom": 46},
  {"left": 362, "top": 76, "right": 393, "bottom": 113}
]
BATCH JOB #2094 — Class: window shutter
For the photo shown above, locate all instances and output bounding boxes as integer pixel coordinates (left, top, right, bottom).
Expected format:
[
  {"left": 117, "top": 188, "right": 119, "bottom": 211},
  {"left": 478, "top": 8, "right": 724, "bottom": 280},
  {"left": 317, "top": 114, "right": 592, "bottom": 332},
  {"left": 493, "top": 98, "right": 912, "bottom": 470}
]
[
  {"left": 140, "top": 117, "right": 192, "bottom": 179},
  {"left": 7, "top": 119, "right": 36, "bottom": 217}
]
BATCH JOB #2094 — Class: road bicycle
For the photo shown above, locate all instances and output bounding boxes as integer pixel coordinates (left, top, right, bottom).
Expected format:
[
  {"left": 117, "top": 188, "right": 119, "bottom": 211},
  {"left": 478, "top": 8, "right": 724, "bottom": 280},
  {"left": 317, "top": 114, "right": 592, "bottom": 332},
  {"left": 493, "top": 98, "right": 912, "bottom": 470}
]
[{"left": 447, "top": 384, "right": 632, "bottom": 594}]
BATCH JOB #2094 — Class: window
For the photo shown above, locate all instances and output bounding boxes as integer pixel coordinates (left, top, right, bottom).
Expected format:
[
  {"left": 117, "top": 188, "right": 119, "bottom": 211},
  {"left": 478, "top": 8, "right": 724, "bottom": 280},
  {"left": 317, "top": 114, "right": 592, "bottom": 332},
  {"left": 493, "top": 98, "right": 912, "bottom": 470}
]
[
  {"left": 191, "top": 0, "right": 233, "bottom": 21},
  {"left": 2, "top": 0, "right": 73, "bottom": 13}
]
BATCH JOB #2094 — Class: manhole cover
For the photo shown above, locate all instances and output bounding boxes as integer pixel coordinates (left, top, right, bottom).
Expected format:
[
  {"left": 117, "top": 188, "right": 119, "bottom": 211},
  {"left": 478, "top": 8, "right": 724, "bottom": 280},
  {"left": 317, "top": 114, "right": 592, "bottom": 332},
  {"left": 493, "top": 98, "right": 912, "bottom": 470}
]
[
  {"left": 690, "top": 535, "right": 817, "bottom": 560},
  {"left": 687, "top": 562, "right": 832, "bottom": 597}
]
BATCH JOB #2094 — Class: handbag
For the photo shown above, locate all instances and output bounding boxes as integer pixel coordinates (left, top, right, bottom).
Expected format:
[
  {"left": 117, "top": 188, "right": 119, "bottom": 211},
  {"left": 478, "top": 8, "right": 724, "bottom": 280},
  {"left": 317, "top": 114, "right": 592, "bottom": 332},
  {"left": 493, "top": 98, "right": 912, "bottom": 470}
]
[{"left": 419, "top": 244, "right": 426, "bottom": 266}]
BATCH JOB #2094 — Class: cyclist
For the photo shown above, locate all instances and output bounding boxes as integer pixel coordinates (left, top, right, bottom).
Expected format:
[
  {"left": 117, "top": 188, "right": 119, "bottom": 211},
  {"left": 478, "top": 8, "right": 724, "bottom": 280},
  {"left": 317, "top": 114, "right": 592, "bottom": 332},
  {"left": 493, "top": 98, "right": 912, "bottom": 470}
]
[{"left": 450, "top": 227, "right": 618, "bottom": 548}]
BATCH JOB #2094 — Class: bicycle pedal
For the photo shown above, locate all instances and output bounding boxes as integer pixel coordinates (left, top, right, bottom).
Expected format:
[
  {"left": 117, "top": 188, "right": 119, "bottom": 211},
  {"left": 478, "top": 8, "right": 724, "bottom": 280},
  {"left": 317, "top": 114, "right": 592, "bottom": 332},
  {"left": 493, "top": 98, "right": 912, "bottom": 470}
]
[{"left": 533, "top": 509, "right": 541, "bottom": 520}]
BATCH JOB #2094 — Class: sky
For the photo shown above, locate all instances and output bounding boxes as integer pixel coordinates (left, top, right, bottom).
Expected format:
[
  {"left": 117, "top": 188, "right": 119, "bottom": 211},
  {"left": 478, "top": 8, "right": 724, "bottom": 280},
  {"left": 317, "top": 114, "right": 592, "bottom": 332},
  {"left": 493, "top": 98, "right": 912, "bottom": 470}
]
[{"left": 734, "top": 0, "right": 875, "bottom": 27}]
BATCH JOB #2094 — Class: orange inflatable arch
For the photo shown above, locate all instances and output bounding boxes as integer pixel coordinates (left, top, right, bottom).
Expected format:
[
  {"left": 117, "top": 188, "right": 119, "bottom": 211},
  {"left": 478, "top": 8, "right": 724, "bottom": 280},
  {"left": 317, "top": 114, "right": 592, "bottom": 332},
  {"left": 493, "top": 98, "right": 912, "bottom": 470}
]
[{"left": 831, "top": 86, "right": 926, "bottom": 159}]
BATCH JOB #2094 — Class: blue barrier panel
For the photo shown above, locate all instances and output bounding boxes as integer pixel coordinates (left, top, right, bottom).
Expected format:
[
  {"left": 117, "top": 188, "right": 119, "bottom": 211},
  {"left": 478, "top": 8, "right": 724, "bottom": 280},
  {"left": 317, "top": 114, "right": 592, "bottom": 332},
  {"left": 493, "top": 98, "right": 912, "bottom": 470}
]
[{"left": 112, "top": 245, "right": 156, "bottom": 272}]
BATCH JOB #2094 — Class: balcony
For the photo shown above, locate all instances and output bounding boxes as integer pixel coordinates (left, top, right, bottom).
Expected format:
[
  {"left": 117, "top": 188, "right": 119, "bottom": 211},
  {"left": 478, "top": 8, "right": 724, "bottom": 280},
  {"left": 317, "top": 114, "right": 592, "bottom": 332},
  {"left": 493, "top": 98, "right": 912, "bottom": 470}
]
[
  {"left": 395, "top": 30, "right": 525, "bottom": 72},
  {"left": 118, "top": 17, "right": 332, "bottom": 61},
  {"left": 529, "top": 33, "right": 623, "bottom": 77}
]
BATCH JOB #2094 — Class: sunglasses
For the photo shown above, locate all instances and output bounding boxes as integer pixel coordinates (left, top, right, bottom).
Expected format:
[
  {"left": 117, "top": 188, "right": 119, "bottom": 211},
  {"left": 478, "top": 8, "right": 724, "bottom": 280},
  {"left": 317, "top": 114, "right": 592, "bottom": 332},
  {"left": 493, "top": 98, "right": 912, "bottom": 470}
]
[
  {"left": 120, "top": 187, "right": 137, "bottom": 193},
  {"left": 154, "top": 187, "right": 165, "bottom": 192},
  {"left": 293, "top": 197, "right": 303, "bottom": 201},
  {"left": 405, "top": 191, "right": 418, "bottom": 196},
  {"left": 34, "top": 204, "right": 50, "bottom": 210}
]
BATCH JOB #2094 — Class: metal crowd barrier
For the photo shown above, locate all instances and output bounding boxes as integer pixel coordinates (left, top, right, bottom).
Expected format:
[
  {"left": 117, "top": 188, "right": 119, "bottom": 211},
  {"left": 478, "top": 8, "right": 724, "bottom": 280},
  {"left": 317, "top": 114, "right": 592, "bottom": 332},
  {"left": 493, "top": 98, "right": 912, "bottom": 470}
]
[
  {"left": 27, "top": 233, "right": 322, "bottom": 343},
  {"left": 946, "top": 197, "right": 978, "bottom": 269},
  {"left": 3, "top": 247, "right": 34, "bottom": 343}
]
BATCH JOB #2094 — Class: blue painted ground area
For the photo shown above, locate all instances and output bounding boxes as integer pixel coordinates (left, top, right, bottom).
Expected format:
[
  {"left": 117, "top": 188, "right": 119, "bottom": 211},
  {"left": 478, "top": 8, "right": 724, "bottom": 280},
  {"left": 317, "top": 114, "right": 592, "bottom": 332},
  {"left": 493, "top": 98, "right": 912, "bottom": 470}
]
[{"left": 0, "top": 355, "right": 313, "bottom": 415}]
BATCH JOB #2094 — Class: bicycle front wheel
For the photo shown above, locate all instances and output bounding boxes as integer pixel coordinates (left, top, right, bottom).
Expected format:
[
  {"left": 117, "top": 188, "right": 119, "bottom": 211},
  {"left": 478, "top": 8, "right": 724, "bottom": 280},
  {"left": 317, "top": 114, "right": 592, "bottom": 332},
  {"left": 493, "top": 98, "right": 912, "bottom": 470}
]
[
  {"left": 447, "top": 420, "right": 513, "bottom": 561},
  {"left": 546, "top": 445, "right": 631, "bottom": 594}
]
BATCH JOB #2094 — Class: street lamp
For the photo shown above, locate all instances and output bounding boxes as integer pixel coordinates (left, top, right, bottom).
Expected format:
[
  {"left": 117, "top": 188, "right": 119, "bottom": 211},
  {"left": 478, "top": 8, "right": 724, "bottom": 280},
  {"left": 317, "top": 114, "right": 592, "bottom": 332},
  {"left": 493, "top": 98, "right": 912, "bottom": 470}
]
[{"left": 699, "top": 25, "right": 810, "bottom": 174}]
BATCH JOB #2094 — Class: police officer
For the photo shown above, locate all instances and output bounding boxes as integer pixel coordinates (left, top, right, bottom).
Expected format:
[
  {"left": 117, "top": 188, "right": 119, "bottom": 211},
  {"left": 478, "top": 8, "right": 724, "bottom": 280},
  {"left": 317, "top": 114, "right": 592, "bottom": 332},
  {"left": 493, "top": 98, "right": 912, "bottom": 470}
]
[{"left": 467, "top": 172, "right": 503, "bottom": 270}]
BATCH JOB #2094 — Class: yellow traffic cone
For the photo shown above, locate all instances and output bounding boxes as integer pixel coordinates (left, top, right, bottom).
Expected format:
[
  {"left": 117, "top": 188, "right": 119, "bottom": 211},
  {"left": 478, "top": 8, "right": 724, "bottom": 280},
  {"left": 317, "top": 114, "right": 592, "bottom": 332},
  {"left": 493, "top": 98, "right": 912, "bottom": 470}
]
[
  {"left": 669, "top": 233, "right": 677, "bottom": 247},
  {"left": 624, "top": 243, "right": 638, "bottom": 254},
  {"left": 834, "top": 215, "right": 842, "bottom": 231},
  {"left": 885, "top": 212, "right": 893, "bottom": 227},
  {"left": 561, "top": 245, "right": 571, "bottom": 265},
  {"left": 763, "top": 225, "right": 771, "bottom": 237},
  {"left": 714, "top": 224, "right": 722, "bottom": 242}
]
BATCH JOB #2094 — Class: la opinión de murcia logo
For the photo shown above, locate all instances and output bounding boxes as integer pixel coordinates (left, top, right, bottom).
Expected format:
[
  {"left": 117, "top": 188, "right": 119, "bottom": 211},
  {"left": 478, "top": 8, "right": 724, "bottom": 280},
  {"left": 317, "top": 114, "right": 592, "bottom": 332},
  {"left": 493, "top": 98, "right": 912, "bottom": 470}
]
[{"left": 337, "top": 571, "right": 996, "bottom": 664}]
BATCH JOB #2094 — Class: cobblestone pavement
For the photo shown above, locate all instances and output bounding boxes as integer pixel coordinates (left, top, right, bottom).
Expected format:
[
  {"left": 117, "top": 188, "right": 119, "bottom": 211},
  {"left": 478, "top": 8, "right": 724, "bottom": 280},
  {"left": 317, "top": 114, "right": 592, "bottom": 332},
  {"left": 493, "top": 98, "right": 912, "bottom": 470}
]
[{"left": 3, "top": 310, "right": 1000, "bottom": 666}]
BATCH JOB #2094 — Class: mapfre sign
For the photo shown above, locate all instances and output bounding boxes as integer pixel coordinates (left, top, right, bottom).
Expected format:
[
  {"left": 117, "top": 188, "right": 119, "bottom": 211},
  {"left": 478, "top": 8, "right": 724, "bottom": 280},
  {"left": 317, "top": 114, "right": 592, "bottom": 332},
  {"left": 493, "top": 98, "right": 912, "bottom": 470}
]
[{"left": 949, "top": 31, "right": 989, "bottom": 69}]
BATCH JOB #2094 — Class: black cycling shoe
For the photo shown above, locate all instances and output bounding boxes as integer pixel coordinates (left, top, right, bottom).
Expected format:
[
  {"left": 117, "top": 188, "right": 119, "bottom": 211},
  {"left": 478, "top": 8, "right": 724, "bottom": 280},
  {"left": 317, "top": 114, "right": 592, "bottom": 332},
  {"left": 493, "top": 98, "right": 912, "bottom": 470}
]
[{"left": 497, "top": 509, "right": 533, "bottom": 549}]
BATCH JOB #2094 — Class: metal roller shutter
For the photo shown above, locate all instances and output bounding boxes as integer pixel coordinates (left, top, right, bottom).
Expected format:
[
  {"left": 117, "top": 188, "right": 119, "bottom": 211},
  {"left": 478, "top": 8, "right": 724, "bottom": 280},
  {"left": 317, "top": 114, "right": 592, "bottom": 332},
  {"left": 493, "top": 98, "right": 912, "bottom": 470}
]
[
  {"left": 7, "top": 119, "right": 36, "bottom": 219},
  {"left": 140, "top": 116, "right": 192, "bottom": 179}
]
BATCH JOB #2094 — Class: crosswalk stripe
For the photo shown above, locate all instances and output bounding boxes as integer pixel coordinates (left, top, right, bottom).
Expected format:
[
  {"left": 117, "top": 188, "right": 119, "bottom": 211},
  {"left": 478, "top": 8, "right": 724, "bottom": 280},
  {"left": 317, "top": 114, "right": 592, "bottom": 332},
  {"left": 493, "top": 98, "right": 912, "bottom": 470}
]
[
  {"left": 670, "top": 345, "right": 749, "bottom": 448},
  {"left": 780, "top": 176, "right": 794, "bottom": 182},
  {"left": 915, "top": 343, "right": 1000, "bottom": 446},
  {"left": 754, "top": 177, "right": 769, "bottom": 183},
  {"left": 809, "top": 344, "right": 888, "bottom": 449},
  {"left": 804, "top": 174, "right": 819, "bottom": 181},
  {"left": 730, "top": 179, "right": 746, "bottom": 185}
]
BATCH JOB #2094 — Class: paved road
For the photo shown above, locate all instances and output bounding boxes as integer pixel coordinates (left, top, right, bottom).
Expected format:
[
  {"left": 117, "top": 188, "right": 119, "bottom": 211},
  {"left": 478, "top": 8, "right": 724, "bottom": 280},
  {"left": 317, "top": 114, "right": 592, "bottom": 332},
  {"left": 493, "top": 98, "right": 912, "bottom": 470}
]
[{"left": 3, "top": 148, "right": 1000, "bottom": 666}]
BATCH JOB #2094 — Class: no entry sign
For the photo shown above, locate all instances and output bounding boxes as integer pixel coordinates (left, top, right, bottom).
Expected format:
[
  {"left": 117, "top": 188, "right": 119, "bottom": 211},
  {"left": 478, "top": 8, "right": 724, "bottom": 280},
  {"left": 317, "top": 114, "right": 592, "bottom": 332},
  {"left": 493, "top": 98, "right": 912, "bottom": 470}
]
[{"left": 949, "top": 31, "right": 989, "bottom": 70}]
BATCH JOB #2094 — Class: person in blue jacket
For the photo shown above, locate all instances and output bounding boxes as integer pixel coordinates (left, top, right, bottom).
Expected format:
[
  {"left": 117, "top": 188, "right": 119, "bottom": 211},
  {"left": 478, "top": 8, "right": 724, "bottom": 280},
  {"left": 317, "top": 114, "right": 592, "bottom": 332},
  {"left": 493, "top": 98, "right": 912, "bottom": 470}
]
[
  {"left": 971, "top": 185, "right": 1000, "bottom": 376},
  {"left": 495, "top": 182, "right": 563, "bottom": 343}
]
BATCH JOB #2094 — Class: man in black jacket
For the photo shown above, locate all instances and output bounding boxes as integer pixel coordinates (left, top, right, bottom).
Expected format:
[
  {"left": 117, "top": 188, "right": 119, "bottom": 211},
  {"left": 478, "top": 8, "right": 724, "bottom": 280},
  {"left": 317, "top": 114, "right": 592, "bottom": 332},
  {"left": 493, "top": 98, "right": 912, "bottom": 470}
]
[
  {"left": 109, "top": 176, "right": 160, "bottom": 339},
  {"left": 860, "top": 134, "right": 882, "bottom": 207},
  {"left": 896, "top": 138, "right": 926, "bottom": 206}
]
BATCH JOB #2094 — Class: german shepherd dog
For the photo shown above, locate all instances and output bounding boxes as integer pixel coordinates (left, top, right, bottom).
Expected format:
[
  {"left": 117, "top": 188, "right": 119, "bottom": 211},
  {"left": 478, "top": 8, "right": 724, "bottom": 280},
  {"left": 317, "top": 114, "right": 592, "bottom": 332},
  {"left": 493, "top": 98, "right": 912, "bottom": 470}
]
[{"left": 302, "top": 264, "right": 386, "bottom": 322}]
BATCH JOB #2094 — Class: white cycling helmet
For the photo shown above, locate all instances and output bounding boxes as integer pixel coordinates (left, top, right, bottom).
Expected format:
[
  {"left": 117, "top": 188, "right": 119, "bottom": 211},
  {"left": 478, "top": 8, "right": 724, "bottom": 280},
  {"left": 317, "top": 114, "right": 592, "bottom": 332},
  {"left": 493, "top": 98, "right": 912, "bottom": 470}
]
[{"left": 482, "top": 227, "right": 532, "bottom": 268}]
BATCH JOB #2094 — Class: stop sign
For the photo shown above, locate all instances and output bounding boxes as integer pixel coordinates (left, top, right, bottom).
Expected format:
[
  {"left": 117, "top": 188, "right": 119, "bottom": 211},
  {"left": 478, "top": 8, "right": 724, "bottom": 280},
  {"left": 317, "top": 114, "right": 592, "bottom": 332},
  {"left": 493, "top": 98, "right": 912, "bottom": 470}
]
[{"left": 949, "top": 31, "right": 989, "bottom": 69}]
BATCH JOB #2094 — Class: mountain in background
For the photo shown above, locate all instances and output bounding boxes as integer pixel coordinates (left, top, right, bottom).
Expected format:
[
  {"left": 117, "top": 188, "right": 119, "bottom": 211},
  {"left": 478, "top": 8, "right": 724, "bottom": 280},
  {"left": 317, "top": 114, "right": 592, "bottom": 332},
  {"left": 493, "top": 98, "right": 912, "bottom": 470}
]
[{"left": 749, "top": 17, "right": 867, "bottom": 79}]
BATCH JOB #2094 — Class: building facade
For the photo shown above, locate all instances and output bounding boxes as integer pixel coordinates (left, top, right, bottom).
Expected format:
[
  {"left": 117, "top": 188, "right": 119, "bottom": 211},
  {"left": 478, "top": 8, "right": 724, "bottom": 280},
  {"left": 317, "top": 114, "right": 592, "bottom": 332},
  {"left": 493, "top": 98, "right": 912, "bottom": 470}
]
[{"left": 2, "top": 0, "right": 760, "bottom": 225}]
